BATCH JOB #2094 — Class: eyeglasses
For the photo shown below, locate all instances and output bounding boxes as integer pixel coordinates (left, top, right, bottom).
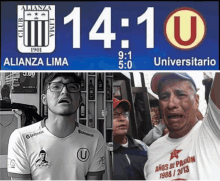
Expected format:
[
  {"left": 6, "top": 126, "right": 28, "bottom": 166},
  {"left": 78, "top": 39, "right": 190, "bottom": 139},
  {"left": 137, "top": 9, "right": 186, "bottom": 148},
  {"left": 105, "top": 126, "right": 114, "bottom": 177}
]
[
  {"left": 48, "top": 82, "right": 80, "bottom": 93},
  {"left": 113, "top": 112, "right": 129, "bottom": 119}
]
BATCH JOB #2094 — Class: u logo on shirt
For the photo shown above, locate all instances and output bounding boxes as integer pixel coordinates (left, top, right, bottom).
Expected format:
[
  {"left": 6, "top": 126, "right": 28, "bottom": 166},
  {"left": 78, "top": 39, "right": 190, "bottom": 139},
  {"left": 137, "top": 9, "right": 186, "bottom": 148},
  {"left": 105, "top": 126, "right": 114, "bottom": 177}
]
[{"left": 77, "top": 148, "right": 90, "bottom": 162}]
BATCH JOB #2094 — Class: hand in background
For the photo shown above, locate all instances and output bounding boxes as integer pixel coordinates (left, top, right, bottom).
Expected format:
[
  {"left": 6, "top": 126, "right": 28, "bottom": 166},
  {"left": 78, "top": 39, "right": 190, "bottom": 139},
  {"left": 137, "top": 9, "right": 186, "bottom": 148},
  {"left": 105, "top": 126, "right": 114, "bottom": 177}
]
[{"left": 101, "top": 108, "right": 108, "bottom": 117}]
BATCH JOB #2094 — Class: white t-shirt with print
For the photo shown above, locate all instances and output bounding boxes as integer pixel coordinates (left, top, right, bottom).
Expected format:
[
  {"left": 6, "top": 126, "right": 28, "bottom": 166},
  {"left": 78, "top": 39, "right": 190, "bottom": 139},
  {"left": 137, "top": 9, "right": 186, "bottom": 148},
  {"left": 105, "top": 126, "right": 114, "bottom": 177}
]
[
  {"left": 7, "top": 120, "right": 105, "bottom": 180},
  {"left": 144, "top": 98, "right": 220, "bottom": 180}
]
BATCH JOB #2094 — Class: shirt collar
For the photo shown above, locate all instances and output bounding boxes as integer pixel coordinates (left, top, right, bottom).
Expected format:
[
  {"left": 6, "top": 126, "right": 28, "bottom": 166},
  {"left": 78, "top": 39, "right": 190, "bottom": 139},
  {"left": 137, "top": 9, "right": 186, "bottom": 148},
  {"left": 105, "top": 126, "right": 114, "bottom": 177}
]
[
  {"left": 113, "top": 134, "right": 140, "bottom": 151},
  {"left": 41, "top": 118, "right": 79, "bottom": 128}
]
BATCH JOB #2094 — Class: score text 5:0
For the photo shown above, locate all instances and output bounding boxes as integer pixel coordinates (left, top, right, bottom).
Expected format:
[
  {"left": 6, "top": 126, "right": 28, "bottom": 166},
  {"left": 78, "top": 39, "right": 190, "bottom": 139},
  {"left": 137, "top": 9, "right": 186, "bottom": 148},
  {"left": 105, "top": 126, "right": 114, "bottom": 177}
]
[{"left": 118, "top": 60, "right": 132, "bottom": 69}]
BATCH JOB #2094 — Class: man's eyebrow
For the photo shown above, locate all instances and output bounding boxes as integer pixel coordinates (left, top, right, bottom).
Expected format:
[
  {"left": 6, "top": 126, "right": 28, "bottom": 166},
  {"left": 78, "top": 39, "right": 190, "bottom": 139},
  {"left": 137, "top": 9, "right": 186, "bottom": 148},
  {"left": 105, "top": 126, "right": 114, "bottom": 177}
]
[
  {"left": 114, "top": 112, "right": 123, "bottom": 114},
  {"left": 174, "top": 89, "right": 186, "bottom": 93},
  {"left": 160, "top": 91, "right": 170, "bottom": 96},
  {"left": 159, "top": 92, "right": 170, "bottom": 98}
]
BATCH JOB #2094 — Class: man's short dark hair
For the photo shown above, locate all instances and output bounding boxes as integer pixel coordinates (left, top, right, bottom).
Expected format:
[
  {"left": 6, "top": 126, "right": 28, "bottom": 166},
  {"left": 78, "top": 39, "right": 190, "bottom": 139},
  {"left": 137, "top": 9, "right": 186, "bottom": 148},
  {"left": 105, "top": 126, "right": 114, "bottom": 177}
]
[
  {"left": 39, "top": 150, "right": 46, "bottom": 155},
  {"left": 43, "top": 73, "right": 81, "bottom": 94}
]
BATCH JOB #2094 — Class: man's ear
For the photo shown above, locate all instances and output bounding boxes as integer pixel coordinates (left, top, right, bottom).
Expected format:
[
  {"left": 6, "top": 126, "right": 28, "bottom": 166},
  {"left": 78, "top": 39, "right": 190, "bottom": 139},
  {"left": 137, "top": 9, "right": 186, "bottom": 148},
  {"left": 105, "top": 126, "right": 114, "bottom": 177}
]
[
  {"left": 195, "top": 94, "right": 199, "bottom": 109},
  {"left": 41, "top": 94, "right": 47, "bottom": 105}
]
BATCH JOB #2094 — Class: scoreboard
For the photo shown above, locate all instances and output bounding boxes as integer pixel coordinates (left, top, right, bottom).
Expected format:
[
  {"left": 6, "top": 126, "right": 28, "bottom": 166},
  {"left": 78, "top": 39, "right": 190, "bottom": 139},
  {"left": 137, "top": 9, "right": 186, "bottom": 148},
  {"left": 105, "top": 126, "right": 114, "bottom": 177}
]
[{"left": 1, "top": 1, "right": 219, "bottom": 70}]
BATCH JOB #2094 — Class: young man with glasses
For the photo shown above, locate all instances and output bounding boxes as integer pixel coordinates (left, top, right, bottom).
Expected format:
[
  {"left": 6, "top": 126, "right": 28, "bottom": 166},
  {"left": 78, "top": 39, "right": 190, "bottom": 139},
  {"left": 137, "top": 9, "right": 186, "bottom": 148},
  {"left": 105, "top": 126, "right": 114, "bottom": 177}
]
[
  {"left": 7, "top": 73, "right": 105, "bottom": 180},
  {"left": 112, "top": 97, "right": 148, "bottom": 180}
]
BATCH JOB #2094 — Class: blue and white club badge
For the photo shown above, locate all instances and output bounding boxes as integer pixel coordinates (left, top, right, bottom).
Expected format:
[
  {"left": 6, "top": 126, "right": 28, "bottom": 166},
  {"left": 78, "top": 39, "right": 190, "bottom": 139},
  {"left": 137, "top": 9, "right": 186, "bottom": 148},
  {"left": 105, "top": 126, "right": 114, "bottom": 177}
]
[{"left": 17, "top": 5, "right": 55, "bottom": 53}]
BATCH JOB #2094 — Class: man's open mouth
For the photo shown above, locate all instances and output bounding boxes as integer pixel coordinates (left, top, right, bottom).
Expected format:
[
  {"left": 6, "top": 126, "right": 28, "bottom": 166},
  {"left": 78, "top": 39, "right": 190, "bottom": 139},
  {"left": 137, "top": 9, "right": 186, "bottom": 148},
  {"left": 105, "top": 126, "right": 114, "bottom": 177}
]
[
  {"left": 167, "top": 114, "right": 183, "bottom": 120},
  {"left": 118, "top": 125, "right": 127, "bottom": 128},
  {"left": 58, "top": 98, "right": 71, "bottom": 104}
]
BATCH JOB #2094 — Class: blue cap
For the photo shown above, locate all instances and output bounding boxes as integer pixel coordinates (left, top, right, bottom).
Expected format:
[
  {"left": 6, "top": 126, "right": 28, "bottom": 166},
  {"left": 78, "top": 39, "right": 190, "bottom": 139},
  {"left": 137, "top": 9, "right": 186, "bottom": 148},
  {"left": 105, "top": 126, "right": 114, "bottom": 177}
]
[{"left": 151, "top": 73, "right": 197, "bottom": 95}]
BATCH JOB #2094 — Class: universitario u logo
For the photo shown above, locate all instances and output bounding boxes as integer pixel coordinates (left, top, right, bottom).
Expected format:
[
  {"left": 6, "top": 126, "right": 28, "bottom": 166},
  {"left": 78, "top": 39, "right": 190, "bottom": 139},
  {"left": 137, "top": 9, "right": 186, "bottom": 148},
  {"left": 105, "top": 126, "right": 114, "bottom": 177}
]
[{"left": 17, "top": 5, "right": 55, "bottom": 53}]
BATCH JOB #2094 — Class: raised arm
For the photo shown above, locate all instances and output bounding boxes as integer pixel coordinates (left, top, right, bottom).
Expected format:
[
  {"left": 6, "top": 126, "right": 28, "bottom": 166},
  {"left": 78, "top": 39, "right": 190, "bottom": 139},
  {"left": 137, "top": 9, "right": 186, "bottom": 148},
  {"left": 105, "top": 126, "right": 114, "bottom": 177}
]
[
  {"left": 210, "top": 73, "right": 220, "bottom": 109},
  {"left": 142, "top": 121, "right": 166, "bottom": 146}
]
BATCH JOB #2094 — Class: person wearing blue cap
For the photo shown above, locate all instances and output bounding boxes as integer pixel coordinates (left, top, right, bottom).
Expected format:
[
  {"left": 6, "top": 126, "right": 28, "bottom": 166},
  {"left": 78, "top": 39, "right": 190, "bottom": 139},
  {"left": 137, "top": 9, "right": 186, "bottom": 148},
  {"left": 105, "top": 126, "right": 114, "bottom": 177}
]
[{"left": 144, "top": 72, "right": 220, "bottom": 180}]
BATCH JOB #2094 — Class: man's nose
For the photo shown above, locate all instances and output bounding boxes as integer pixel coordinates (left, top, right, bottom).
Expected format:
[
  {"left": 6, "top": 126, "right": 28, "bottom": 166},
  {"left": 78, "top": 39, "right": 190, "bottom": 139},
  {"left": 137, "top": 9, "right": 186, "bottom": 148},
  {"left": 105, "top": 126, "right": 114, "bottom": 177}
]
[
  {"left": 118, "top": 114, "right": 126, "bottom": 121},
  {"left": 60, "top": 85, "right": 69, "bottom": 94},
  {"left": 168, "top": 94, "right": 179, "bottom": 109}
]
